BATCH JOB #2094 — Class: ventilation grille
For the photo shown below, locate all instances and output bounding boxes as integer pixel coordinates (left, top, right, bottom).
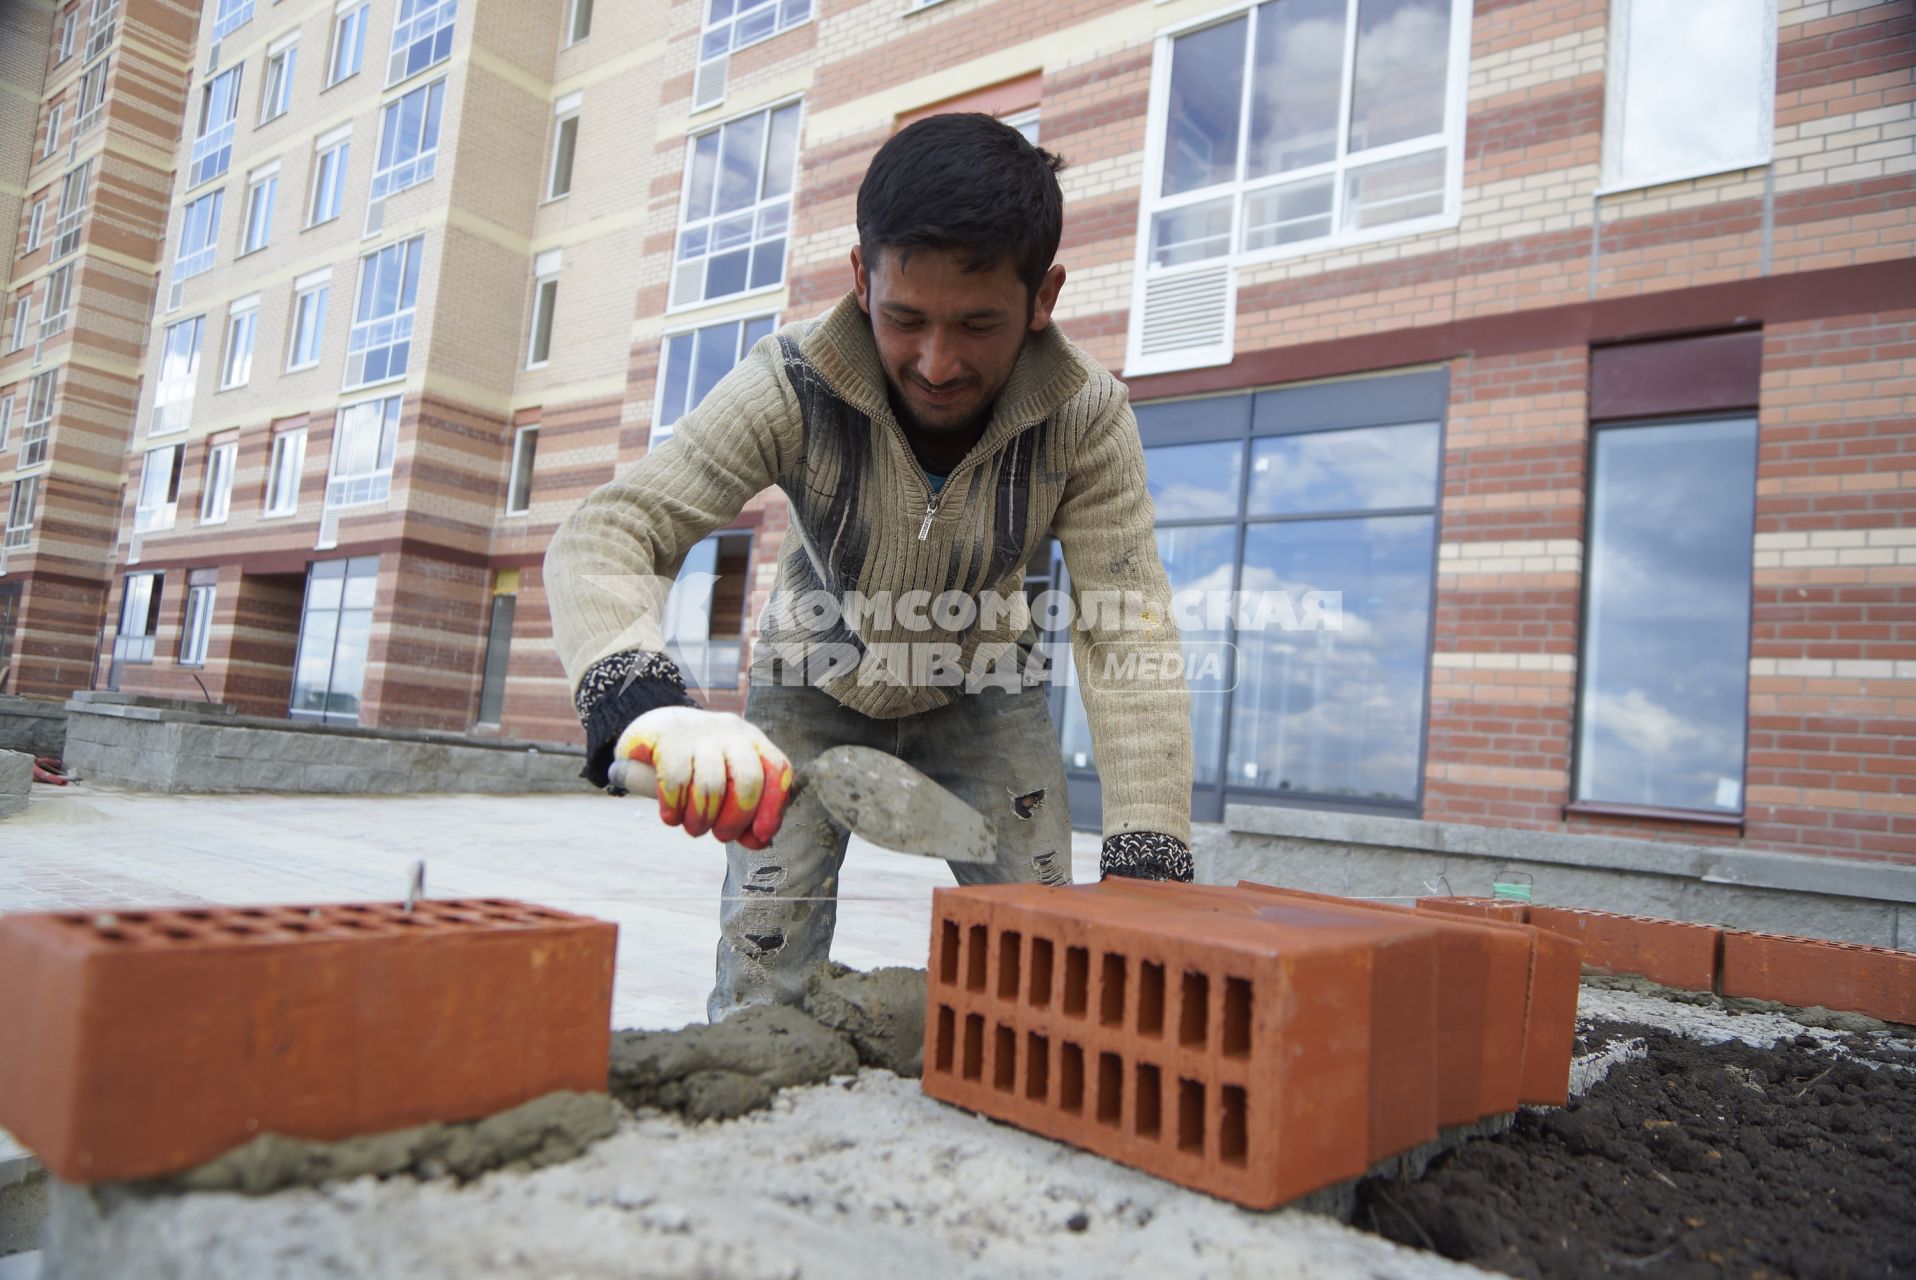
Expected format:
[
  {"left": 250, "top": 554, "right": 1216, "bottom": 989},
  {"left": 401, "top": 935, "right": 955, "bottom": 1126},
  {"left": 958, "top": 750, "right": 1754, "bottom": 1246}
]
[
  {"left": 1136, "top": 263, "right": 1233, "bottom": 362},
  {"left": 692, "top": 56, "right": 726, "bottom": 112},
  {"left": 315, "top": 507, "right": 340, "bottom": 551}
]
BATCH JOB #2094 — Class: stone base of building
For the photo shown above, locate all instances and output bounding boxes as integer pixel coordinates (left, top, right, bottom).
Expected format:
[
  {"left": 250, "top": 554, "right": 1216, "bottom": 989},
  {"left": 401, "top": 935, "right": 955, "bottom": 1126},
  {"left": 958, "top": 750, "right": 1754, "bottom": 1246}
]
[
  {"left": 1196, "top": 805, "right": 1916, "bottom": 952},
  {"left": 0, "top": 696, "right": 68, "bottom": 759},
  {"left": 61, "top": 693, "right": 589, "bottom": 796}
]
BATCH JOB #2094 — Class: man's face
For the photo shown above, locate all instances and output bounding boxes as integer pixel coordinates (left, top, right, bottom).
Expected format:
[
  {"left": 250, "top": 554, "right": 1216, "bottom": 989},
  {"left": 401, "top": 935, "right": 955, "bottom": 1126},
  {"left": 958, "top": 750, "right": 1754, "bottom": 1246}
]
[{"left": 853, "top": 245, "right": 1066, "bottom": 434}]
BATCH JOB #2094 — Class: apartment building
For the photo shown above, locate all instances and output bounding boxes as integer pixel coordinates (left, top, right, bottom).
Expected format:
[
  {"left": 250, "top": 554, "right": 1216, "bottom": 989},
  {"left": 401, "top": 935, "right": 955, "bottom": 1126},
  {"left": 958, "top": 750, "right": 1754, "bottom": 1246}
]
[
  {"left": 65, "top": 0, "right": 1916, "bottom": 865},
  {"left": 1, "top": 0, "right": 201, "bottom": 700}
]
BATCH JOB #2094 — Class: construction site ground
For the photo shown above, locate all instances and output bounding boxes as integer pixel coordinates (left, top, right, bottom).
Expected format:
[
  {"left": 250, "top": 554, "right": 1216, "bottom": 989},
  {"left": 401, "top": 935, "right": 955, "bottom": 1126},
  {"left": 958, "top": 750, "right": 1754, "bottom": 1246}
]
[{"left": 4, "top": 786, "right": 1913, "bottom": 1279}]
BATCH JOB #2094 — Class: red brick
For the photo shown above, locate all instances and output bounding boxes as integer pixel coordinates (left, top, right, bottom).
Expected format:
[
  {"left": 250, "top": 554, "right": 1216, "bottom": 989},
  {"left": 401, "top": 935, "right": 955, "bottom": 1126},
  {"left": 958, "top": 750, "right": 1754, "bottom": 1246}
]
[
  {"left": 0, "top": 900, "right": 616, "bottom": 1183},
  {"left": 1720, "top": 930, "right": 1916, "bottom": 1025},
  {"left": 1525, "top": 906, "right": 1722, "bottom": 992},
  {"left": 1416, "top": 895, "right": 1531, "bottom": 924}
]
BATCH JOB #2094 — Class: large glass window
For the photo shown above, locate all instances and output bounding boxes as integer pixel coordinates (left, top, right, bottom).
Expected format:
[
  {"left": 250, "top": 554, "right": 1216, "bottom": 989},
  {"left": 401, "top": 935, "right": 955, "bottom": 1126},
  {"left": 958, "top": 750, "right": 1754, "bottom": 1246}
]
[
  {"left": 694, "top": 0, "right": 811, "bottom": 108},
  {"left": 113, "top": 572, "right": 162, "bottom": 665},
  {"left": 653, "top": 314, "right": 776, "bottom": 445},
  {"left": 1575, "top": 417, "right": 1758, "bottom": 813},
  {"left": 134, "top": 444, "right": 183, "bottom": 532},
  {"left": 190, "top": 66, "right": 242, "bottom": 187},
  {"left": 664, "top": 531, "right": 753, "bottom": 691},
  {"left": 19, "top": 371, "right": 56, "bottom": 469},
  {"left": 291, "top": 557, "right": 378, "bottom": 723},
  {"left": 670, "top": 102, "right": 800, "bottom": 308},
  {"left": 151, "top": 315, "right": 203, "bottom": 435},
  {"left": 175, "top": 188, "right": 223, "bottom": 280},
  {"left": 211, "top": 0, "right": 252, "bottom": 40},
  {"left": 505, "top": 425, "right": 537, "bottom": 513},
  {"left": 4, "top": 477, "right": 38, "bottom": 550},
  {"left": 371, "top": 79, "right": 444, "bottom": 200},
  {"left": 75, "top": 56, "right": 109, "bottom": 133},
  {"left": 1602, "top": 0, "right": 1774, "bottom": 192},
  {"left": 52, "top": 162, "right": 90, "bottom": 260},
  {"left": 265, "top": 427, "right": 306, "bottom": 515},
  {"left": 179, "top": 570, "right": 217, "bottom": 666},
  {"left": 387, "top": 0, "right": 455, "bottom": 86},
  {"left": 345, "top": 236, "right": 423, "bottom": 388},
  {"left": 326, "top": 394, "right": 400, "bottom": 507},
  {"left": 38, "top": 264, "right": 74, "bottom": 339}
]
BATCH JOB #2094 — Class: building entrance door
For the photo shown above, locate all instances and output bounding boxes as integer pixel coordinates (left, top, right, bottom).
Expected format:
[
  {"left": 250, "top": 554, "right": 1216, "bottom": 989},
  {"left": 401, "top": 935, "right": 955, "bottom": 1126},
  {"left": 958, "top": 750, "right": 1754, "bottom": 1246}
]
[{"left": 290, "top": 557, "right": 378, "bottom": 724}]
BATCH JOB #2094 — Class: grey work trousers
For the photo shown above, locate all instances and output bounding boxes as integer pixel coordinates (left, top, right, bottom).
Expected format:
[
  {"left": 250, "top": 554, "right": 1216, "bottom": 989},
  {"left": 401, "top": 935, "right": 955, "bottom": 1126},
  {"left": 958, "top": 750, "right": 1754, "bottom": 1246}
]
[{"left": 710, "top": 679, "right": 1072, "bottom": 1021}]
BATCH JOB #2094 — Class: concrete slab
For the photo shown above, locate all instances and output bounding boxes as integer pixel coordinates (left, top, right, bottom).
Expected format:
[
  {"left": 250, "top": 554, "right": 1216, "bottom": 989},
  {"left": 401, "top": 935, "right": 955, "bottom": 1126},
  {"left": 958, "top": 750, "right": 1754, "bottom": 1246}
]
[{"left": 0, "top": 753, "right": 29, "bottom": 821}]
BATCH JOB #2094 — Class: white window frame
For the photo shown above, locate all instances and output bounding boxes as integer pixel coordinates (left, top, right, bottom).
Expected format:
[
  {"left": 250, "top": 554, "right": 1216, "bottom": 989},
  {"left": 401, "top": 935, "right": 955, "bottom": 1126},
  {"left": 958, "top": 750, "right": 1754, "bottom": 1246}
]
[
  {"left": 241, "top": 163, "right": 278, "bottom": 255},
  {"left": 328, "top": 0, "right": 369, "bottom": 85},
  {"left": 565, "top": 0, "right": 593, "bottom": 45},
  {"left": 114, "top": 571, "right": 162, "bottom": 665},
  {"left": 668, "top": 97, "right": 803, "bottom": 312},
  {"left": 220, "top": 295, "right": 260, "bottom": 389},
  {"left": 525, "top": 249, "right": 560, "bottom": 369},
  {"left": 264, "top": 427, "right": 306, "bottom": 516},
  {"left": 51, "top": 162, "right": 90, "bottom": 260},
  {"left": 1125, "top": 0, "right": 1472, "bottom": 377},
  {"left": 1598, "top": 0, "right": 1777, "bottom": 195},
  {"left": 56, "top": 9, "right": 79, "bottom": 62},
  {"left": 387, "top": 0, "right": 456, "bottom": 88},
  {"left": 325, "top": 393, "right": 401, "bottom": 507},
  {"left": 505, "top": 424, "right": 537, "bottom": 514},
  {"left": 694, "top": 0, "right": 812, "bottom": 110},
  {"left": 83, "top": 0, "right": 116, "bottom": 62},
  {"left": 546, "top": 93, "right": 581, "bottom": 201},
  {"left": 189, "top": 65, "right": 242, "bottom": 189},
  {"left": 133, "top": 443, "right": 183, "bottom": 532},
  {"left": 175, "top": 188, "right": 223, "bottom": 280},
  {"left": 24, "top": 200, "right": 46, "bottom": 253},
  {"left": 5, "top": 476, "right": 39, "bottom": 551},
  {"left": 211, "top": 0, "right": 253, "bottom": 41},
  {"left": 370, "top": 78, "right": 445, "bottom": 200},
  {"left": 8, "top": 297, "right": 31, "bottom": 353},
  {"left": 308, "top": 126, "right": 351, "bottom": 226},
  {"left": 19, "top": 371, "right": 56, "bottom": 470},
  {"left": 259, "top": 34, "right": 299, "bottom": 124},
  {"left": 0, "top": 396, "right": 14, "bottom": 451},
  {"left": 179, "top": 577, "right": 217, "bottom": 666},
  {"left": 344, "top": 235, "right": 423, "bottom": 389},
  {"left": 200, "top": 440, "right": 236, "bottom": 524},
  {"left": 41, "top": 103, "right": 63, "bottom": 159},
  {"left": 287, "top": 269, "right": 330, "bottom": 371},
  {"left": 75, "top": 57, "right": 109, "bottom": 134},
  {"left": 151, "top": 314, "right": 203, "bottom": 436},
  {"left": 38, "top": 263, "right": 75, "bottom": 340}
]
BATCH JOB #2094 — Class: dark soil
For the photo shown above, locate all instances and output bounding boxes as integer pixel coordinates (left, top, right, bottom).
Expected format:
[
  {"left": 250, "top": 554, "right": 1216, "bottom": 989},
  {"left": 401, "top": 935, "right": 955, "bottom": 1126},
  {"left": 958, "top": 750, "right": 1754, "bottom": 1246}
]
[{"left": 1354, "top": 1022, "right": 1916, "bottom": 1279}]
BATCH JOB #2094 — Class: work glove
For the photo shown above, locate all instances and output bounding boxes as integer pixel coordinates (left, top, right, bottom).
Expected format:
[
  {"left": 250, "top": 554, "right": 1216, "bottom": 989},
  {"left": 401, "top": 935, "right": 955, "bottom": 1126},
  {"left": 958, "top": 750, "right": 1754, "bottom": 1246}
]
[{"left": 609, "top": 705, "right": 794, "bottom": 849}]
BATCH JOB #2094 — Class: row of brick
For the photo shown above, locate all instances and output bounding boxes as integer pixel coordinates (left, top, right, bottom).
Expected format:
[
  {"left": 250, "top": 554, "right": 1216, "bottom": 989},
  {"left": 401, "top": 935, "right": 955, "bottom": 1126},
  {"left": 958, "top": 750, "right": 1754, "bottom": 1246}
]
[
  {"left": 0, "top": 900, "right": 616, "bottom": 1184},
  {"left": 1420, "top": 896, "right": 1915, "bottom": 1026},
  {"left": 920, "top": 881, "right": 1581, "bottom": 1211}
]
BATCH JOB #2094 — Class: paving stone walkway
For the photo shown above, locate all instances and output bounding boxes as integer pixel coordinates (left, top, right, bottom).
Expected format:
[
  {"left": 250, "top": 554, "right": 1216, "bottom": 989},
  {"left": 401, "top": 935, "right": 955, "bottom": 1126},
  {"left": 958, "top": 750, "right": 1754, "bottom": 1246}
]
[{"left": 0, "top": 783, "right": 1099, "bottom": 1030}]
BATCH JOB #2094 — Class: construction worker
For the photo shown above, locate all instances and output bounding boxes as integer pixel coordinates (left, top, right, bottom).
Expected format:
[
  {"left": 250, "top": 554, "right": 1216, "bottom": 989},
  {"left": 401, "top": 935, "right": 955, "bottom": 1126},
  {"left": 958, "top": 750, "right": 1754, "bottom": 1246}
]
[{"left": 545, "top": 114, "right": 1193, "bottom": 1019}]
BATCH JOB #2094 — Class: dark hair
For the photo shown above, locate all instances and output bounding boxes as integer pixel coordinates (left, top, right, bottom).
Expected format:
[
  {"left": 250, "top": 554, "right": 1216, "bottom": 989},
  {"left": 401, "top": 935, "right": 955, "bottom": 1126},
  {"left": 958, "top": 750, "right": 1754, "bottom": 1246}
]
[{"left": 856, "top": 113, "right": 1066, "bottom": 300}]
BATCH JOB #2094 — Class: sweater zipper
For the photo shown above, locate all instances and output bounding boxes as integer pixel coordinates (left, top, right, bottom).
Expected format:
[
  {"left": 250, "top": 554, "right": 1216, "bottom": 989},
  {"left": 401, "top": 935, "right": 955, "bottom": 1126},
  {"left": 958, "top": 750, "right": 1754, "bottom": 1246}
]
[{"left": 917, "top": 490, "right": 942, "bottom": 541}]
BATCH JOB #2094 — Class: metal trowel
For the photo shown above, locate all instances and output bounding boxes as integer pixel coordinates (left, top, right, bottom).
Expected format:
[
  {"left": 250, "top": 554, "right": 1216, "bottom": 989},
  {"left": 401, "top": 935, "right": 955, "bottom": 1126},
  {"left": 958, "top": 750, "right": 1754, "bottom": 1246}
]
[{"left": 621, "top": 744, "right": 997, "bottom": 864}]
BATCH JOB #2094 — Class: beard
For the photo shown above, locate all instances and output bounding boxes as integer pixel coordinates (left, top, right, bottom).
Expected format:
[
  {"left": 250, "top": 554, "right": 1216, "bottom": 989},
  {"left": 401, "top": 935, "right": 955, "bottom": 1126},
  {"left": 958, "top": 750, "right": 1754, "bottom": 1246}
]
[{"left": 875, "top": 326, "right": 1032, "bottom": 439}]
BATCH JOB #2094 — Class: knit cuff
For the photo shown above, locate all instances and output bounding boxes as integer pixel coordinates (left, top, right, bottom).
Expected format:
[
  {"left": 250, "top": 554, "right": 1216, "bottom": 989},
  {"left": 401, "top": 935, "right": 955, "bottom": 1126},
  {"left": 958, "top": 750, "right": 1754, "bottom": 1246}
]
[
  {"left": 574, "top": 650, "right": 697, "bottom": 789},
  {"left": 1100, "top": 831, "right": 1194, "bottom": 883}
]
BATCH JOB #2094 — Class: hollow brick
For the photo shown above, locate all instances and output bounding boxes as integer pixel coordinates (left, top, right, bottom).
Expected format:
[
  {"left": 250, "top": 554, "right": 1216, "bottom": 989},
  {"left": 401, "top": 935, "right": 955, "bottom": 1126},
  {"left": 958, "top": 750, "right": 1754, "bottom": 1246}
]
[
  {"left": 1720, "top": 929, "right": 1916, "bottom": 1025},
  {"left": 1524, "top": 905, "right": 1723, "bottom": 992},
  {"left": 0, "top": 899, "right": 616, "bottom": 1184}
]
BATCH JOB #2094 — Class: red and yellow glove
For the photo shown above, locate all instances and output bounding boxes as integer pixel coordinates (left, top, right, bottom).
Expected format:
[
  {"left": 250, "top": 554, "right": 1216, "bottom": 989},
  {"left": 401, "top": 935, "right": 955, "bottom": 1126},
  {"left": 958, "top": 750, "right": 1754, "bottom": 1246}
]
[{"left": 608, "top": 706, "right": 794, "bottom": 849}]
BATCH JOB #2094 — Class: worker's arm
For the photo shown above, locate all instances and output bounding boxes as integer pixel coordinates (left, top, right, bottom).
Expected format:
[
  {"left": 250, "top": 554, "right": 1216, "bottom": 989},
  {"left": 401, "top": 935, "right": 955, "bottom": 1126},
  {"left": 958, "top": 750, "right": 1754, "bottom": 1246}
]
[
  {"left": 1050, "top": 383, "right": 1195, "bottom": 882},
  {"left": 544, "top": 333, "right": 803, "bottom": 845}
]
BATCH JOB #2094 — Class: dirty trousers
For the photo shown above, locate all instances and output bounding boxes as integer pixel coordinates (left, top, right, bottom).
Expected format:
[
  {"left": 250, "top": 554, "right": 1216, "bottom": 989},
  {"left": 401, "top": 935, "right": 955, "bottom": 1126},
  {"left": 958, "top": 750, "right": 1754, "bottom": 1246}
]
[{"left": 710, "top": 680, "right": 1072, "bottom": 1021}]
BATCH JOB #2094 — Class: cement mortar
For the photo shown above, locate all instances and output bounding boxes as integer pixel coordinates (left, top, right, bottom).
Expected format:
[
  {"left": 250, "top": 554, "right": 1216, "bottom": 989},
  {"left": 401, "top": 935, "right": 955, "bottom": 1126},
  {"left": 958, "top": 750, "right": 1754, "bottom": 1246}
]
[
  {"left": 801, "top": 963, "right": 927, "bottom": 1077},
  {"left": 1579, "top": 972, "right": 1899, "bottom": 1035},
  {"left": 609, "top": 1004, "right": 859, "bottom": 1122}
]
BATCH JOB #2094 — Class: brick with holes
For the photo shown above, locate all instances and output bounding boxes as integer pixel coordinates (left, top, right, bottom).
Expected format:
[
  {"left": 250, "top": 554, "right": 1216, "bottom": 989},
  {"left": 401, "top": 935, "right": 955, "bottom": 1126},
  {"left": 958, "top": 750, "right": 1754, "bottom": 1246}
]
[
  {"left": 922, "top": 882, "right": 1441, "bottom": 1209},
  {"left": 1720, "top": 929, "right": 1916, "bottom": 1026},
  {"left": 1524, "top": 905, "right": 1722, "bottom": 992},
  {"left": 0, "top": 899, "right": 616, "bottom": 1183}
]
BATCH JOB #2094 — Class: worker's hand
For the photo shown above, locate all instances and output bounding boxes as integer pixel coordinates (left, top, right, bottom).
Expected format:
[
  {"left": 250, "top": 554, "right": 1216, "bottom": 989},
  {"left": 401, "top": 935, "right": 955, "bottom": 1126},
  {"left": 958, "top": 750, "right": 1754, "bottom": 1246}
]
[{"left": 609, "top": 706, "right": 794, "bottom": 849}]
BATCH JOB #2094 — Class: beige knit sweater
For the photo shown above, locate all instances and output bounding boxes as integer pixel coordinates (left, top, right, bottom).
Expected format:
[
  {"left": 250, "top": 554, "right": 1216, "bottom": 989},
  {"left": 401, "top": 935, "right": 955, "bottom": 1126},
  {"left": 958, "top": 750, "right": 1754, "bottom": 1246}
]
[{"left": 544, "top": 294, "right": 1193, "bottom": 844}]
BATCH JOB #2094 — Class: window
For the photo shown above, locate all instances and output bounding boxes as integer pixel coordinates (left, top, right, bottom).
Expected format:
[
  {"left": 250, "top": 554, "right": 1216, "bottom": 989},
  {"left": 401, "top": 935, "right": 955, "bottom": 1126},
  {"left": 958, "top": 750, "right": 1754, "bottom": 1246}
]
[
  {"left": 189, "top": 65, "right": 242, "bottom": 187},
  {"left": 1575, "top": 417, "right": 1758, "bottom": 813},
  {"left": 24, "top": 201, "right": 45, "bottom": 253},
  {"left": 4, "top": 477, "right": 38, "bottom": 551},
  {"left": 241, "top": 164, "right": 277, "bottom": 253},
  {"left": 76, "top": 58, "right": 109, "bottom": 133},
  {"left": 56, "top": 9, "right": 79, "bottom": 62},
  {"left": 84, "top": 0, "right": 115, "bottom": 61},
  {"left": 290, "top": 557, "right": 378, "bottom": 722},
  {"left": 200, "top": 440, "right": 236, "bottom": 523},
  {"left": 345, "top": 235, "right": 422, "bottom": 388},
  {"left": 694, "top": 0, "right": 811, "bottom": 109},
  {"left": 19, "top": 372, "right": 55, "bottom": 469},
  {"left": 179, "top": 571, "right": 217, "bottom": 665},
  {"left": 308, "top": 127, "right": 350, "bottom": 225},
  {"left": 525, "top": 250, "right": 559, "bottom": 368},
  {"left": 387, "top": 0, "right": 455, "bottom": 87},
  {"left": 566, "top": 0, "right": 593, "bottom": 44},
  {"left": 371, "top": 79, "right": 444, "bottom": 199},
  {"left": 133, "top": 444, "right": 183, "bottom": 532},
  {"left": 220, "top": 296, "right": 258, "bottom": 388},
  {"left": 653, "top": 315, "right": 776, "bottom": 445},
  {"left": 328, "top": 2, "right": 368, "bottom": 84},
  {"left": 505, "top": 424, "right": 537, "bottom": 513},
  {"left": 547, "top": 96, "right": 580, "bottom": 200},
  {"left": 51, "top": 162, "right": 89, "bottom": 259},
  {"left": 8, "top": 297, "right": 29, "bottom": 353},
  {"left": 151, "top": 315, "right": 203, "bottom": 435},
  {"left": 211, "top": 0, "right": 253, "bottom": 40},
  {"left": 326, "top": 394, "right": 400, "bottom": 506},
  {"left": 259, "top": 36, "right": 297, "bottom": 123},
  {"left": 175, "top": 188, "right": 223, "bottom": 279},
  {"left": 0, "top": 396, "right": 13, "bottom": 451},
  {"left": 670, "top": 101, "right": 800, "bottom": 308},
  {"left": 264, "top": 427, "right": 306, "bottom": 515},
  {"left": 41, "top": 104, "right": 63, "bottom": 159},
  {"left": 1602, "top": 0, "right": 1774, "bottom": 192},
  {"left": 475, "top": 574, "right": 517, "bottom": 724},
  {"left": 1004, "top": 108, "right": 1039, "bottom": 145},
  {"left": 1128, "top": 0, "right": 1468, "bottom": 374},
  {"left": 113, "top": 572, "right": 162, "bottom": 665},
  {"left": 663, "top": 532, "right": 751, "bottom": 690},
  {"left": 287, "top": 270, "right": 329, "bottom": 370},
  {"left": 38, "top": 263, "right": 74, "bottom": 339}
]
